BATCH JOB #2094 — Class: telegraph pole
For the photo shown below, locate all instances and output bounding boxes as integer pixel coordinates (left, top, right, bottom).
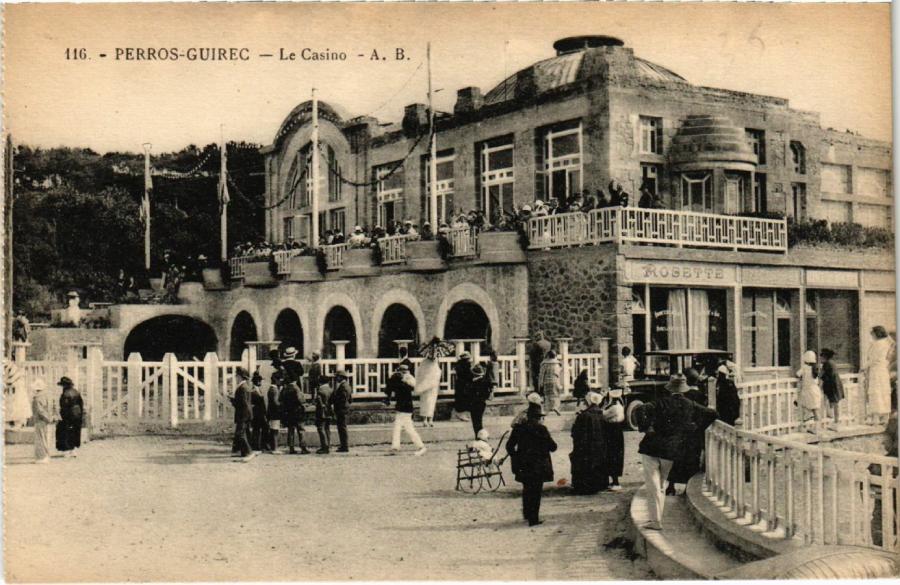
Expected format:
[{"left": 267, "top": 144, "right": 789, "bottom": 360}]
[
  {"left": 427, "top": 42, "right": 438, "bottom": 229},
  {"left": 142, "top": 143, "right": 152, "bottom": 271},
  {"left": 219, "top": 125, "right": 229, "bottom": 262},
  {"left": 311, "top": 88, "right": 320, "bottom": 248},
  {"left": 4, "top": 134, "right": 13, "bottom": 355}
]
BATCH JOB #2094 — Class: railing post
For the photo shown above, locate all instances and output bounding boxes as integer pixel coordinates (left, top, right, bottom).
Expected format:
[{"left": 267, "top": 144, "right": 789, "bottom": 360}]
[
  {"left": 12, "top": 341, "right": 29, "bottom": 362},
  {"left": 85, "top": 346, "right": 103, "bottom": 434},
  {"left": 163, "top": 353, "right": 178, "bottom": 428},
  {"left": 556, "top": 338, "right": 572, "bottom": 395},
  {"left": 204, "top": 352, "right": 218, "bottom": 421},
  {"left": 513, "top": 336, "right": 529, "bottom": 394},
  {"left": 127, "top": 353, "right": 143, "bottom": 422},
  {"left": 333, "top": 341, "right": 349, "bottom": 368}
]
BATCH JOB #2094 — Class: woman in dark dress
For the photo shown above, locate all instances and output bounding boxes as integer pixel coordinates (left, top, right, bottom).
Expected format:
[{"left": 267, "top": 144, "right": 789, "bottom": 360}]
[
  {"left": 573, "top": 369, "right": 590, "bottom": 407},
  {"left": 506, "top": 403, "right": 557, "bottom": 526},
  {"left": 819, "top": 348, "right": 845, "bottom": 423},
  {"left": 56, "top": 377, "right": 83, "bottom": 456},
  {"left": 715, "top": 365, "right": 741, "bottom": 426},
  {"left": 569, "top": 392, "right": 608, "bottom": 494},
  {"left": 601, "top": 389, "right": 626, "bottom": 491}
]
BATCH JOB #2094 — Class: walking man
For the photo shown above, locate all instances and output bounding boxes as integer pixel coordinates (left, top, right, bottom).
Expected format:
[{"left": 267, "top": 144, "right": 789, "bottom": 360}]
[
  {"left": 506, "top": 402, "right": 557, "bottom": 526},
  {"left": 31, "top": 379, "right": 54, "bottom": 463},
  {"left": 331, "top": 369, "right": 353, "bottom": 452},
  {"left": 384, "top": 364, "right": 427, "bottom": 456},
  {"left": 229, "top": 367, "right": 255, "bottom": 461}
]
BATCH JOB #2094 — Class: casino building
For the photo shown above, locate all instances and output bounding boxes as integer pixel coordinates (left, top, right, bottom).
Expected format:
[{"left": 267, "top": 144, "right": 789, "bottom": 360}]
[{"left": 252, "top": 35, "right": 893, "bottom": 380}]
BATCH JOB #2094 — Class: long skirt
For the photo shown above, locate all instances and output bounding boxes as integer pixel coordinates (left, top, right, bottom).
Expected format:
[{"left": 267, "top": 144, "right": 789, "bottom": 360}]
[
  {"left": 55, "top": 419, "right": 82, "bottom": 451},
  {"left": 867, "top": 365, "right": 892, "bottom": 415},
  {"left": 602, "top": 423, "right": 625, "bottom": 478},
  {"left": 419, "top": 388, "right": 438, "bottom": 419},
  {"left": 34, "top": 421, "right": 50, "bottom": 460},
  {"left": 570, "top": 452, "right": 608, "bottom": 494}
]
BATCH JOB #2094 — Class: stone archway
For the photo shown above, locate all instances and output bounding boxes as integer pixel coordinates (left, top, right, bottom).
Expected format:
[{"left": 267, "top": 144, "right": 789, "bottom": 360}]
[
  {"left": 229, "top": 311, "right": 258, "bottom": 360},
  {"left": 323, "top": 306, "right": 357, "bottom": 359},
  {"left": 435, "top": 282, "right": 501, "bottom": 347},
  {"left": 443, "top": 301, "right": 493, "bottom": 348},
  {"left": 377, "top": 304, "right": 421, "bottom": 358},
  {"left": 124, "top": 316, "right": 218, "bottom": 361},
  {"left": 371, "top": 289, "right": 428, "bottom": 356},
  {"left": 273, "top": 308, "right": 304, "bottom": 357}
]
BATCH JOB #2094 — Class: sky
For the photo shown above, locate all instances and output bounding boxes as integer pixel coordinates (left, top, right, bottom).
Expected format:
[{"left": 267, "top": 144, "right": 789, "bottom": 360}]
[{"left": 2, "top": 2, "right": 893, "bottom": 154}]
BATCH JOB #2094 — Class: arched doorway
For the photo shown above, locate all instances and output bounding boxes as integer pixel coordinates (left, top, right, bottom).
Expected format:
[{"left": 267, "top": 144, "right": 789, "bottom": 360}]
[
  {"left": 323, "top": 306, "right": 356, "bottom": 359},
  {"left": 444, "top": 301, "right": 492, "bottom": 348},
  {"left": 377, "top": 304, "right": 420, "bottom": 358},
  {"left": 124, "top": 316, "right": 218, "bottom": 361},
  {"left": 274, "top": 309, "right": 304, "bottom": 356},
  {"left": 229, "top": 311, "right": 258, "bottom": 360}
]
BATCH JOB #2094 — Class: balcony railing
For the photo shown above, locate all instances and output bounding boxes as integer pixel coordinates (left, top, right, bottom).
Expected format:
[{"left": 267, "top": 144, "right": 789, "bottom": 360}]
[
  {"left": 447, "top": 226, "right": 477, "bottom": 257},
  {"left": 229, "top": 256, "right": 249, "bottom": 279},
  {"left": 528, "top": 207, "right": 788, "bottom": 253},
  {"left": 322, "top": 243, "right": 347, "bottom": 270},
  {"left": 378, "top": 234, "right": 408, "bottom": 265},
  {"left": 272, "top": 250, "right": 296, "bottom": 275}
]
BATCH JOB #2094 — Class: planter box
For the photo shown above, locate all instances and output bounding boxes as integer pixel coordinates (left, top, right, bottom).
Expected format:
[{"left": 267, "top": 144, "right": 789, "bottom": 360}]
[
  {"left": 176, "top": 281, "right": 205, "bottom": 304},
  {"left": 243, "top": 261, "right": 278, "bottom": 287},
  {"left": 201, "top": 267, "right": 228, "bottom": 290},
  {"left": 288, "top": 255, "right": 324, "bottom": 282},
  {"left": 149, "top": 277, "right": 164, "bottom": 291},
  {"left": 478, "top": 231, "right": 526, "bottom": 264},
  {"left": 405, "top": 240, "right": 446, "bottom": 272},
  {"left": 340, "top": 248, "right": 378, "bottom": 278}
]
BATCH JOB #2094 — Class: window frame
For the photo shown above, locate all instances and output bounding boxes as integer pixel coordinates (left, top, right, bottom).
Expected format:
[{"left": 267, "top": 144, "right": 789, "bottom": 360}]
[
  {"left": 790, "top": 141, "right": 806, "bottom": 175},
  {"left": 680, "top": 171, "right": 713, "bottom": 211},
  {"left": 481, "top": 140, "right": 515, "bottom": 220},
  {"left": 641, "top": 163, "right": 660, "bottom": 196},
  {"left": 425, "top": 152, "right": 456, "bottom": 224},
  {"left": 542, "top": 123, "right": 583, "bottom": 203},
  {"left": 376, "top": 163, "right": 405, "bottom": 227},
  {"left": 745, "top": 128, "right": 767, "bottom": 165},
  {"left": 640, "top": 116, "right": 663, "bottom": 155}
]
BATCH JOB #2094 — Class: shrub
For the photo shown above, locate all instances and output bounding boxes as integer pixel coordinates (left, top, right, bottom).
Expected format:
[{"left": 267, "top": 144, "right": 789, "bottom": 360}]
[{"left": 787, "top": 218, "right": 894, "bottom": 250}]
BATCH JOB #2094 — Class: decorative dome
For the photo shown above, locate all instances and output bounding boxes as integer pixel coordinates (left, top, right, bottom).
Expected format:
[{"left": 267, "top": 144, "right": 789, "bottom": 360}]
[
  {"left": 273, "top": 100, "right": 348, "bottom": 146},
  {"left": 483, "top": 36, "right": 686, "bottom": 107},
  {"left": 669, "top": 114, "right": 758, "bottom": 171}
]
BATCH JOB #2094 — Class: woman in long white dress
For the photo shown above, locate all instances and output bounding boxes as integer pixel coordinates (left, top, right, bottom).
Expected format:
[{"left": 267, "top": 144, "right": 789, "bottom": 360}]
[
  {"left": 416, "top": 356, "right": 441, "bottom": 427},
  {"left": 864, "top": 326, "right": 894, "bottom": 425}
]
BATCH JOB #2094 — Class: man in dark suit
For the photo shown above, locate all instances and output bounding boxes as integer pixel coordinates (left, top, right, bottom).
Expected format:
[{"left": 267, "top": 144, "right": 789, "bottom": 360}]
[
  {"left": 280, "top": 368, "right": 310, "bottom": 455},
  {"left": 506, "top": 403, "right": 557, "bottom": 526},
  {"left": 331, "top": 369, "right": 353, "bottom": 453},
  {"left": 230, "top": 367, "right": 255, "bottom": 461}
]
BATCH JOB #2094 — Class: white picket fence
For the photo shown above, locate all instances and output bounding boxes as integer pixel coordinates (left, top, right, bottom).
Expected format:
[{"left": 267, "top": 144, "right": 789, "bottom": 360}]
[
  {"left": 9, "top": 348, "right": 606, "bottom": 429},
  {"left": 706, "top": 374, "right": 897, "bottom": 553}
]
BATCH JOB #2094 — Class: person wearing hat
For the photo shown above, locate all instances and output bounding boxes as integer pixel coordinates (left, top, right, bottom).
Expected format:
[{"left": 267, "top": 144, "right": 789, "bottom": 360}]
[
  {"left": 31, "top": 379, "right": 55, "bottom": 463},
  {"left": 280, "top": 366, "right": 310, "bottom": 455},
  {"left": 715, "top": 363, "right": 740, "bottom": 427},
  {"left": 265, "top": 371, "right": 284, "bottom": 452},
  {"left": 635, "top": 373, "right": 717, "bottom": 529},
  {"left": 330, "top": 369, "right": 353, "bottom": 452},
  {"left": 63, "top": 291, "right": 82, "bottom": 326},
  {"left": 249, "top": 371, "right": 268, "bottom": 453},
  {"left": 569, "top": 391, "right": 610, "bottom": 494},
  {"left": 384, "top": 364, "right": 426, "bottom": 456},
  {"left": 512, "top": 392, "right": 544, "bottom": 428},
  {"left": 539, "top": 350, "right": 562, "bottom": 416},
  {"left": 798, "top": 349, "right": 823, "bottom": 434},
  {"left": 314, "top": 376, "right": 335, "bottom": 454},
  {"left": 600, "top": 388, "right": 627, "bottom": 491},
  {"left": 281, "top": 347, "right": 305, "bottom": 389},
  {"left": 667, "top": 369, "right": 717, "bottom": 495},
  {"left": 819, "top": 348, "right": 845, "bottom": 425},
  {"left": 55, "top": 376, "right": 83, "bottom": 456},
  {"left": 229, "top": 367, "right": 255, "bottom": 461},
  {"left": 307, "top": 352, "right": 322, "bottom": 396},
  {"left": 529, "top": 332, "right": 551, "bottom": 396},
  {"left": 506, "top": 402, "right": 557, "bottom": 526},
  {"left": 469, "top": 364, "right": 491, "bottom": 438},
  {"left": 452, "top": 352, "right": 473, "bottom": 422}
]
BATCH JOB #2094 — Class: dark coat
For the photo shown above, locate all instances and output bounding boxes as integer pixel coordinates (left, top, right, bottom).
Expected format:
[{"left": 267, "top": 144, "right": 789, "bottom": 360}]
[
  {"left": 250, "top": 388, "right": 268, "bottom": 424},
  {"left": 453, "top": 360, "right": 473, "bottom": 412},
  {"left": 314, "top": 384, "right": 335, "bottom": 423},
  {"left": 280, "top": 383, "right": 305, "bottom": 425},
  {"left": 281, "top": 358, "right": 305, "bottom": 386},
  {"left": 307, "top": 361, "right": 322, "bottom": 392},
  {"left": 266, "top": 385, "right": 281, "bottom": 421},
  {"left": 569, "top": 405, "right": 608, "bottom": 494},
  {"left": 385, "top": 372, "right": 415, "bottom": 413},
  {"left": 715, "top": 375, "right": 741, "bottom": 426},
  {"left": 573, "top": 373, "right": 590, "bottom": 401},
  {"left": 601, "top": 399, "right": 626, "bottom": 478},
  {"left": 820, "top": 360, "right": 845, "bottom": 404},
  {"left": 470, "top": 373, "right": 491, "bottom": 406},
  {"left": 668, "top": 392, "right": 719, "bottom": 483},
  {"left": 331, "top": 380, "right": 353, "bottom": 414},
  {"left": 637, "top": 393, "right": 717, "bottom": 462},
  {"left": 231, "top": 381, "right": 253, "bottom": 424},
  {"left": 57, "top": 387, "right": 84, "bottom": 451},
  {"left": 506, "top": 419, "right": 557, "bottom": 484}
]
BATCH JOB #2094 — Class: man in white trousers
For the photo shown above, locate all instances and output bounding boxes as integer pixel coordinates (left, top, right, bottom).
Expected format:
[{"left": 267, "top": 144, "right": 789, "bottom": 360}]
[{"left": 384, "top": 364, "right": 427, "bottom": 456}]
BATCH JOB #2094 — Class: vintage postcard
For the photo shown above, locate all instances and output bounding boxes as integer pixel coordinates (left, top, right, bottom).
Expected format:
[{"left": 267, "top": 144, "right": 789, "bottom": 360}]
[{"left": 2, "top": 2, "right": 897, "bottom": 582}]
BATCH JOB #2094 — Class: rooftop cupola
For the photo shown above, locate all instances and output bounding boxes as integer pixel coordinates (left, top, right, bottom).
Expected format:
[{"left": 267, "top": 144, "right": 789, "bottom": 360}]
[
  {"left": 553, "top": 35, "right": 625, "bottom": 55},
  {"left": 670, "top": 114, "right": 758, "bottom": 171}
]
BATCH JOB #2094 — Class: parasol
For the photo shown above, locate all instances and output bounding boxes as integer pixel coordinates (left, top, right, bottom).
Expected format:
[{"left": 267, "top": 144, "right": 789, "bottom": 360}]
[{"left": 418, "top": 337, "right": 455, "bottom": 360}]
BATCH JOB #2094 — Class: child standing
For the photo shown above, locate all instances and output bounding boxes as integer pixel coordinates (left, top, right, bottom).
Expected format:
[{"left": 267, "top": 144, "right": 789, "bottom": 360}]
[
  {"left": 819, "top": 348, "right": 845, "bottom": 427},
  {"left": 797, "top": 350, "right": 823, "bottom": 434}
]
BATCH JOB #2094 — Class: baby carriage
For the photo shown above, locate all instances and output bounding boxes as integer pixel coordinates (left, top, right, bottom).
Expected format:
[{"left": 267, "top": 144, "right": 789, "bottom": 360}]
[{"left": 455, "top": 430, "right": 509, "bottom": 494}]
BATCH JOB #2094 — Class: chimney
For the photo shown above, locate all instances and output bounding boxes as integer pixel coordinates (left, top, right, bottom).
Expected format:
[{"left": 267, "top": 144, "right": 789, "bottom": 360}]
[
  {"left": 454, "top": 86, "right": 483, "bottom": 115},
  {"left": 402, "top": 103, "right": 429, "bottom": 136}
]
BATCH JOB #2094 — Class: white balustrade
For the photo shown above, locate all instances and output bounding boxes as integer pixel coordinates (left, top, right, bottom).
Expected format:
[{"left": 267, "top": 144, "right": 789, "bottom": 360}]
[
  {"left": 378, "top": 235, "right": 408, "bottom": 265},
  {"left": 528, "top": 207, "right": 788, "bottom": 253},
  {"left": 229, "top": 256, "right": 249, "bottom": 279},
  {"left": 272, "top": 250, "right": 296, "bottom": 275},
  {"left": 447, "top": 227, "right": 477, "bottom": 257},
  {"left": 322, "top": 243, "right": 347, "bottom": 270}
]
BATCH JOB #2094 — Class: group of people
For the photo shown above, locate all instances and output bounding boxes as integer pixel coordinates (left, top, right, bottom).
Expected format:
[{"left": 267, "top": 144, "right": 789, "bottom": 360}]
[{"left": 28, "top": 376, "right": 84, "bottom": 463}]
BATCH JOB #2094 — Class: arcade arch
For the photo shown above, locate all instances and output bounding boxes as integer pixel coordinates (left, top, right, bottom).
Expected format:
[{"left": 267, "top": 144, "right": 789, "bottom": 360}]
[
  {"left": 273, "top": 308, "right": 305, "bottom": 357},
  {"left": 229, "top": 311, "right": 258, "bottom": 360},
  {"left": 377, "top": 304, "right": 421, "bottom": 357},
  {"left": 323, "top": 306, "right": 357, "bottom": 359},
  {"left": 444, "top": 302, "right": 493, "bottom": 348},
  {"left": 124, "top": 316, "right": 218, "bottom": 361}
]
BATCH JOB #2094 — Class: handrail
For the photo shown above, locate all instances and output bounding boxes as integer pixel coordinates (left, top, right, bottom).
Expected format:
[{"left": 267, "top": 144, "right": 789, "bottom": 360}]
[
  {"left": 378, "top": 234, "right": 408, "bottom": 265},
  {"left": 447, "top": 226, "right": 477, "bottom": 257},
  {"left": 321, "top": 243, "right": 347, "bottom": 270}
]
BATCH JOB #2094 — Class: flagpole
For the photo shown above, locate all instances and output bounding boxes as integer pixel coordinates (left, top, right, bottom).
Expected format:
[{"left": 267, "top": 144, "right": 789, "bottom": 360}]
[
  {"left": 219, "top": 125, "right": 228, "bottom": 262},
  {"left": 427, "top": 42, "right": 438, "bottom": 229},
  {"left": 142, "top": 143, "right": 152, "bottom": 271},
  {"left": 311, "top": 88, "right": 320, "bottom": 248}
]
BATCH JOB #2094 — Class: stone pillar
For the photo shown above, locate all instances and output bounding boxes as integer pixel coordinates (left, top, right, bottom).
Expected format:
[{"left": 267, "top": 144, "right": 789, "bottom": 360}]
[
  {"left": 204, "top": 352, "right": 218, "bottom": 422},
  {"left": 393, "top": 339, "right": 414, "bottom": 357},
  {"left": 513, "top": 337, "right": 529, "bottom": 394},
  {"left": 470, "top": 340, "right": 484, "bottom": 363},
  {"left": 11, "top": 341, "right": 29, "bottom": 362},
  {"left": 127, "top": 353, "right": 143, "bottom": 422},
  {"left": 452, "top": 339, "right": 465, "bottom": 357},
  {"left": 85, "top": 346, "right": 103, "bottom": 434},
  {"left": 556, "top": 337, "right": 572, "bottom": 395},
  {"left": 599, "top": 337, "right": 611, "bottom": 389},
  {"left": 162, "top": 353, "right": 178, "bottom": 428},
  {"left": 333, "top": 341, "right": 349, "bottom": 367}
]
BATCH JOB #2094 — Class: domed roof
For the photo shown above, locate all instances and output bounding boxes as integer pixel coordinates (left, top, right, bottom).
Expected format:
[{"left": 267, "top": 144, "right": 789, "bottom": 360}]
[
  {"left": 273, "top": 100, "right": 348, "bottom": 146},
  {"left": 483, "top": 35, "right": 686, "bottom": 107},
  {"left": 669, "top": 114, "right": 758, "bottom": 170}
]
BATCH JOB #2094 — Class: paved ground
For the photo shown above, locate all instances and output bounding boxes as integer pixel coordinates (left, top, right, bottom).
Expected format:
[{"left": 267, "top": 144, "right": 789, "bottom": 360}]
[{"left": 4, "top": 426, "right": 653, "bottom": 582}]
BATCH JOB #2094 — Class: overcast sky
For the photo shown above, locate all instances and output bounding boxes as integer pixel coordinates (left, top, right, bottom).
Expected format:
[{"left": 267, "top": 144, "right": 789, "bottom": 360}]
[{"left": 3, "top": 2, "right": 892, "bottom": 154}]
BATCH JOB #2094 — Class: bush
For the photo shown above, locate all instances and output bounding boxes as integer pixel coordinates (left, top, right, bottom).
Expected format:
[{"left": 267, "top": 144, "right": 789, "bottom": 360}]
[{"left": 788, "top": 218, "right": 894, "bottom": 250}]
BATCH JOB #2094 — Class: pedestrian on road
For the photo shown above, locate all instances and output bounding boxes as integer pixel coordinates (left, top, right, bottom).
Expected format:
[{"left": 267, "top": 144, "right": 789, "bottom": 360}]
[
  {"left": 573, "top": 369, "right": 590, "bottom": 407},
  {"left": 529, "top": 332, "right": 551, "bottom": 393},
  {"left": 539, "top": 351, "right": 562, "bottom": 416},
  {"left": 864, "top": 326, "right": 894, "bottom": 425},
  {"left": 486, "top": 350, "right": 500, "bottom": 392},
  {"left": 506, "top": 402, "right": 557, "bottom": 526},
  {"left": 635, "top": 373, "right": 715, "bottom": 530},
  {"left": 250, "top": 371, "right": 268, "bottom": 452},
  {"left": 453, "top": 352, "right": 473, "bottom": 422},
  {"left": 229, "top": 368, "right": 255, "bottom": 461},
  {"left": 415, "top": 355, "right": 440, "bottom": 427},
  {"left": 512, "top": 392, "right": 544, "bottom": 428},
  {"left": 469, "top": 364, "right": 491, "bottom": 437},
  {"left": 55, "top": 377, "right": 83, "bottom": 457},
  {"left": 385, "top": 364, "right": 427, "bottom": 456},
  {"left": 331, "top": 369, "right": 353, "bottom": 452},
  {"left": 314, "top": 376, "right": 334, "bottom": 454},
  {"left": 569, "top": 391, "right": 609, "bottom": 494},
  {"left": 266, "top": 372, "right": 282, "bottom": 452},
  {"left": 819, "top": 348, "right": 845, "bottom": 425},
  {"left": 31, "top": 379, "right": 54, "bottom": 463},
  {"left": 280, "top": 371, "right": 310, "bottom": 455},
  {"left": 600, "top": 388, "right": 626, "bottom": 491},
  {"left": 281, "top": 346, "right": 305, "bottom": 389}
]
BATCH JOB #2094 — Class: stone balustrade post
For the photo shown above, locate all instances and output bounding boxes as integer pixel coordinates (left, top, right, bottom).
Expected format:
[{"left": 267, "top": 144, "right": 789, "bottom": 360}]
[
  {"left": 393, "top": 339, "right": 414, "bottom": 357},
  {"left": 163, "top": 353, "right": 178, "bottom": 428},
  {"left": 11, "top": 341, "right": 29, "bottom": 362},
  {"left": 333, "top": 341, "right": 349, "bottom": 368},
  {"left": 513, "top": 337, "right": 529, "bottom": 394},
  {"left": 127, "top": 353, "right": 143, "bottom": 422},
  {"left": 453, "top": 340, "right": 466, "bottom": 357},
  {"left": 85, "top": 346, "right": 103, "bottom": 433},
  {"left": 471, "top": 340, "right": 483, "bottom": 363},
  {"left": 204, "top": 352, "right": 218, "bottom": 422}
]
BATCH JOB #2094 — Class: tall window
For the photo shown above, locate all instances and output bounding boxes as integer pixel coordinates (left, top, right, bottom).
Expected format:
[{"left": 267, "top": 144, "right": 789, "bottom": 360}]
[
  {"left": 641, "top": 163, "right": 660, "bottom": 195},
  {"left": 640, "top": 116, "right": 663, "bottom": 155},
  {"left": 753, "top": 173, "right": 767, "bottom": 213},
  {"left": 742, "top": 289, "right": 794, "bottom": 369},
  {"left": 745, "top": 129, "right": 766, "bottom": 164},
  {"left": 857, "top": 167, "right": 891, "bottom": 198},
  {"left": 724, "top": 172, "right": 747, "bottom": 214},
  {"left": 327, "top": 146, "right": 342, "bottom": 202},
  {"left": 424, "top": 153, "right": 455, "bottom": 225},
  {"left": 681, "top": 172, "right": 712, "bottom": 211},
  {"left": 283, "top": 217, "right": 294, "bottom": 242},
  {"left": 543, "top": 123, "right": 583, "bottom": 206},
  {"left": 790, "top": 182, "right": 806, "bottom": 219},
  {"left": 296, "top": 215, "right": 311, "bottom": 244},
  {"left": 790, "top": 141, "right": 806, "bottom": 175},
  {"left": 328, "top": 208, "right": 346, "bottom": 235},
  {"left": 376, "top": 163, "right": 404, "bottom": 227},
  {"left": 480, "top": 138, "right": 514, "bottom": 223}
]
